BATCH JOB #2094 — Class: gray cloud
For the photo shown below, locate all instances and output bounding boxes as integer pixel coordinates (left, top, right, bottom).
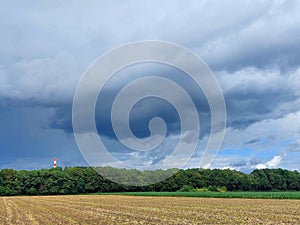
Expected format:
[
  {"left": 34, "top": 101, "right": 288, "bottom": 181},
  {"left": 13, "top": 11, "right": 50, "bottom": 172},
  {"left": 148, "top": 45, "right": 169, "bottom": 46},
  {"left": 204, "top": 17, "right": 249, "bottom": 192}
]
[
  {"left": 1, "top": 1, "right": 300, "bottom": 108},
  {"left": 244, "top": 139, "right": 260, "bottom": 145},
  {"left": 287, "top": 141, "right": 300, "bottom": 152},
  {"left": 219, "top": 67, "right": 300, "bottom": 130}
]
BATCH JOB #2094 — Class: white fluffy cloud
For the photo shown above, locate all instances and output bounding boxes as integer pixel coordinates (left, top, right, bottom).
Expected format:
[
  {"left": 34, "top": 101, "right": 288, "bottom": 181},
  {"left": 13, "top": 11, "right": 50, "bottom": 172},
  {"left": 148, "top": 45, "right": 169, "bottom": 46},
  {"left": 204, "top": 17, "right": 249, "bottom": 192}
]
[{"left": 255, "top": 154, "right": 286, "bottom": 169}]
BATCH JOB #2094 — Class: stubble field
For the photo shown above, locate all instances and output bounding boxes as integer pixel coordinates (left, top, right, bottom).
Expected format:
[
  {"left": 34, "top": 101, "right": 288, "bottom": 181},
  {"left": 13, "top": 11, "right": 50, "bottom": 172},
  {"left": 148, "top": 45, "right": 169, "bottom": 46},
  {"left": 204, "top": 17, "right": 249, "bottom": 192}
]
[{"left": 0, "top": 195, "right": 299, "bottom": 225}]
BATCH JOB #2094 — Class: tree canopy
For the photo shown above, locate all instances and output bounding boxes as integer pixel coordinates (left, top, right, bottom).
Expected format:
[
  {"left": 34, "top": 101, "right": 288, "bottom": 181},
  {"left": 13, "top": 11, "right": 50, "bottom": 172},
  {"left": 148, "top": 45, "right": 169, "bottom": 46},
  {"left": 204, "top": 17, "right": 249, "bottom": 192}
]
[{"left": 0, "top": 167, "right": 299, "bottom": 196}]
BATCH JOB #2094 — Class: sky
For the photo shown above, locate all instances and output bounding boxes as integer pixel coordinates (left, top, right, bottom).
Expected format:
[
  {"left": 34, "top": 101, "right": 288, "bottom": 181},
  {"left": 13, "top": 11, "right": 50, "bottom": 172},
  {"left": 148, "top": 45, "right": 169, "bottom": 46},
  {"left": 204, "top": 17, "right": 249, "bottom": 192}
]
[{"left": 0, "top": 0, "right": 300, "bottom": 173}]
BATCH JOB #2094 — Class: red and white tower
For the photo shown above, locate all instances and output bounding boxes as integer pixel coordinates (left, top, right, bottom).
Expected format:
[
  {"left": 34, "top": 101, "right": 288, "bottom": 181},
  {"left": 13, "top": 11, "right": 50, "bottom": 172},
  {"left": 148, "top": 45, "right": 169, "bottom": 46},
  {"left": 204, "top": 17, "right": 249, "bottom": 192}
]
[{"left": 53, "top": 157, "right": 57, "bottom": 168}]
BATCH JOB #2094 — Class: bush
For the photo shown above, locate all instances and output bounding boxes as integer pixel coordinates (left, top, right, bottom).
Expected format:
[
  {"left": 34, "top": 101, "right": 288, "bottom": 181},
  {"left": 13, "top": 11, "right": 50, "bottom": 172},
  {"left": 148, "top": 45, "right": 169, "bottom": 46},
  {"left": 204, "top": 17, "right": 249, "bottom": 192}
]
[
  {"left": 178, "top": 185, "right": 194, "bottom": 192},
  {"left": 218, "top": 186, "right": 227, "bottom": 192},
  {"left": 208, "top": 186, "right": 219, "bottom": 192}
]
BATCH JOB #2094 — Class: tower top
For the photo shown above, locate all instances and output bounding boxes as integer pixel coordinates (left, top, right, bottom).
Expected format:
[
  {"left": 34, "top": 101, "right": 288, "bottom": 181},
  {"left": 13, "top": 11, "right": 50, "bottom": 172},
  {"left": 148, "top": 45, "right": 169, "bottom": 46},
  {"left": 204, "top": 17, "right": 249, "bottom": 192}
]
[{"left": 53, "top": 157, "right": 57, "bottom": 168}]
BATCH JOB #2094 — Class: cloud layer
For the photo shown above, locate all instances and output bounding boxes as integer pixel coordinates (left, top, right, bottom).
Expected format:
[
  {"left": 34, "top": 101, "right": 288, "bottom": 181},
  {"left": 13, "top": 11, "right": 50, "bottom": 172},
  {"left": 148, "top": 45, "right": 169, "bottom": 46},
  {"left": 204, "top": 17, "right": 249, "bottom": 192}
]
[{"left": 0, "top": 1, "right": 300, "bottom": 171}]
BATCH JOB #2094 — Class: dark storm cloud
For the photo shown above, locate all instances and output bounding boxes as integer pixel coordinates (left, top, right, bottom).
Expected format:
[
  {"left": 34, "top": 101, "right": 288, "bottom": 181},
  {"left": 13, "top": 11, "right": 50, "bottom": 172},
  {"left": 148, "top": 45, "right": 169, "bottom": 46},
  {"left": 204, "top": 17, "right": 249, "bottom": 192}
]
[
  {"left": 50, "top": 64, "right": 212, "bottom": 140},
  {"left": 49, "top": 104, "right": 73, "bottom": 133}
]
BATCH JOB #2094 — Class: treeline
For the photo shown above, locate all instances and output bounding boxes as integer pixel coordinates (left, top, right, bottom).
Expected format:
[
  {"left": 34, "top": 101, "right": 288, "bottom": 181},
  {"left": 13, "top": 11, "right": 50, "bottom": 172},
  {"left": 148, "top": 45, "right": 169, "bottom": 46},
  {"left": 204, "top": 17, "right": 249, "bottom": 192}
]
[{"left": 0, "top": 167, "right": 299, "bottom": 196}]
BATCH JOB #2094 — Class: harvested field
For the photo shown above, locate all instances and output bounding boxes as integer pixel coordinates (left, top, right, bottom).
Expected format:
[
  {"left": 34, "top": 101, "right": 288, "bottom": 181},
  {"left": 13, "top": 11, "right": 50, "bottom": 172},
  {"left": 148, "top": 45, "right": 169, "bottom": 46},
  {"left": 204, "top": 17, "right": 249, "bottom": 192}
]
[{"left": 0, "top": 195, "right": 299, "bottom": 225}]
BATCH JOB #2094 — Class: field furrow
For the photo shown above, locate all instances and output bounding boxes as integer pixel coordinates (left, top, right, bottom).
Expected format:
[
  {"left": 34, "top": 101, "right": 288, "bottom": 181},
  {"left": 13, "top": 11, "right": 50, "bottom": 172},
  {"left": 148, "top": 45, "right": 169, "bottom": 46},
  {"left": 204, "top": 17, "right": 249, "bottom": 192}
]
[{"left": 2, "top": 197, "right": 37, "bottom": 225}]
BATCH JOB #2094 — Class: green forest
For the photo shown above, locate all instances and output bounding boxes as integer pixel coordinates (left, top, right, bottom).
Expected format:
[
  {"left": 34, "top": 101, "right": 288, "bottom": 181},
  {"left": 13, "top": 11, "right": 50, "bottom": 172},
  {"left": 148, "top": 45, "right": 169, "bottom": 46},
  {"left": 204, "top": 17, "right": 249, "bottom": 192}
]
[{"left": 0, "top": 167, "right": 299, "bottom": 196}]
